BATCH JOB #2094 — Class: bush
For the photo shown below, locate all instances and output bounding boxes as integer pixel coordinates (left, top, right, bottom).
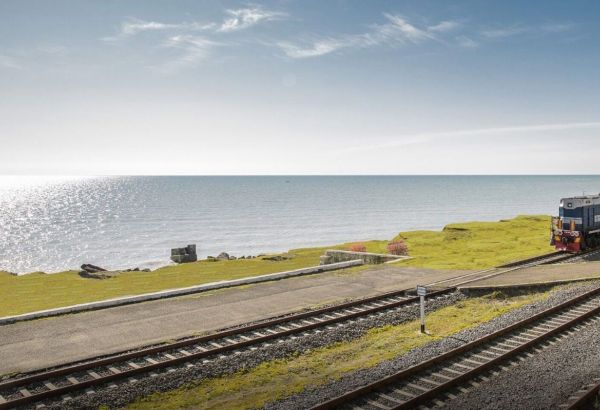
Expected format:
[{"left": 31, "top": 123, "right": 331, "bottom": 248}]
[
  {"left": 348, "top": 243, "right": 367, "bottom": 252},
  {"left": 387, "top": 241, "right": 408, "bottom": 256}
]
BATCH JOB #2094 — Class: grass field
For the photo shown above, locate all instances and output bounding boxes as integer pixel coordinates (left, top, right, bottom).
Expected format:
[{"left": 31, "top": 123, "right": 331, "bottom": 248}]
[
  {"left": 0, "top": 215, "right": 554, "bottom": 317},
  {"left": 125, "top": 289, "right": 552, "bottom": 410},
  {"left": 397, "top": 215, "right": 554, "bottom": 270}
]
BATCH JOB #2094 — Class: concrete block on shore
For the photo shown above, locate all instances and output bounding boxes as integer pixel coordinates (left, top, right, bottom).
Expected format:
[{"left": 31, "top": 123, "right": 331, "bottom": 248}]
[
  {"left": 321, "top": 250, "right": 408, "bottom": 265},
  {"left": 170, "top": 244, "right": 198, "bottom": 264}
]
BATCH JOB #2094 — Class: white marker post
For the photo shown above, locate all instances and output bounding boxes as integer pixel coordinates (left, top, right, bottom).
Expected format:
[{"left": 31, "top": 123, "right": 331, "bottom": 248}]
[{"left": 417, "top": 285, "right": 427, "bottom": 334}]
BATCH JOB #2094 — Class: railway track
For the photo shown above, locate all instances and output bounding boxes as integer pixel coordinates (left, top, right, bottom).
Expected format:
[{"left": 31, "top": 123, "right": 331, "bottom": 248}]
[
  {"left": 0, "top": 250, "right": 587, "bottom": 409},
  {"left": 562, "top": 378, "right": 600, "bottom": 409},
  {"left": 311, "top": 284, "right": 600, "bottom": 410},
  {"left": 0, "top": 287, "right": 456, "bottom": 409}
]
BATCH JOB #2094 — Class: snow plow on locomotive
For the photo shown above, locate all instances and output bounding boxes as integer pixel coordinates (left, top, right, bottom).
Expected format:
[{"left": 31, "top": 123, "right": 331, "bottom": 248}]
[{"left": 552, "top": 195, "right": 600, "bottom": 253}]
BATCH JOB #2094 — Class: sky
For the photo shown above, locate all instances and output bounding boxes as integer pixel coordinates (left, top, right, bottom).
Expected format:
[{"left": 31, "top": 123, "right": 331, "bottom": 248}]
[{"left": 1, "top": 0, "right": 599, "bottom": 175}]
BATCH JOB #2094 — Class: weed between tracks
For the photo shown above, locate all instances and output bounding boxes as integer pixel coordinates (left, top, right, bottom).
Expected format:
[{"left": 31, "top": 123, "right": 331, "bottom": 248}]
[{"left": 125, "top": 290, "right": 551, "bottom": 410}]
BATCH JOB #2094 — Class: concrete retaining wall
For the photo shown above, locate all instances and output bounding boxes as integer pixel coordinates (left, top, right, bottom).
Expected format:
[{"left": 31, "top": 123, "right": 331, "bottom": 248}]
[
  {"left": 320, "top": 250, "right": 408, "bottom": 265},
  {"left": 0, "top": 259, "right": 363, "bottom": 326}
]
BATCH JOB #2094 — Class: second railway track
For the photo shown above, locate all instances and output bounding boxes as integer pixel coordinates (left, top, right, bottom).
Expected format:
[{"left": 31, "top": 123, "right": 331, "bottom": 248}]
[{"left": 311, "top": 284, "right": 600, "bottom": 410}]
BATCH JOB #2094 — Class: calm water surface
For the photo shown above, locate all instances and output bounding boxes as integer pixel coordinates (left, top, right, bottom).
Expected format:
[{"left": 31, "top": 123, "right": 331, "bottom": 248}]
[{"left": 1, "top": 175, "right": 599, "bottom": 274}]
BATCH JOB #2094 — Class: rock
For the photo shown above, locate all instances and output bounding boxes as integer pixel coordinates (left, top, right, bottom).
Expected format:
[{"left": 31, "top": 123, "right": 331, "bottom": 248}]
[
  {"left": 81, "top": 264, "right": 107, "bottom": 273},
  {"left": 229, "top": 256, "right": 237, "bottom": 260},
  {"left": 216, "top": 252, "right": 230, "bottom": 260},
  {"left": 79, "top": 270, "right": 118, "bottom": 279},
  {"left": 262, "top": 255, "right": 291, "bottom": 262},
  {"left": 141, "top": 268, "right": 151, "bottom": 272}
]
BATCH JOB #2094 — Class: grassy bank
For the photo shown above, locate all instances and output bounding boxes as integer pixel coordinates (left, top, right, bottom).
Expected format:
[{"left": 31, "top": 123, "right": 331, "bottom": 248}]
[
  {"left": 0, "top": 241, "right": 383, "bottom": 317},
  {"left": 125, "top": 290, "right": 552, "bottom": 410},
  {"left": 0, "top": 215, "right": 553, "bottom": 317},
  {"left": 397, "top": 215, "right": 554, "bottom": 270}
]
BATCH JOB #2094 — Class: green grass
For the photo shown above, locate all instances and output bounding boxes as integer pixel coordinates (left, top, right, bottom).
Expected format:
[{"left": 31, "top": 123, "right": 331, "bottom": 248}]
[
  {"left": 395, "top": 214, "right": 554, "bottom": 270},
  {"left": 0, "top": 215, "right": 554, "bottom": 317},
  {"left": 125, "top": 290, "right": 551, "bottom": 410},
  {"left": 0, "top": 241, "right": 385, "bottom": 317}
]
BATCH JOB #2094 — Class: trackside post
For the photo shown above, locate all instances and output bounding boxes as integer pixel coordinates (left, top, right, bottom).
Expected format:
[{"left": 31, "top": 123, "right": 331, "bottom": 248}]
[{"left": 417, "top": 285, "right": 427, "bottom": 333}]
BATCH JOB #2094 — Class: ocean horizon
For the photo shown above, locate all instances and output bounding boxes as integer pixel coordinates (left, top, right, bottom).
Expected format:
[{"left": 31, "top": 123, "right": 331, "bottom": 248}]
[{"left": 2, "top": 175, "right": 600, "bottom": 274}]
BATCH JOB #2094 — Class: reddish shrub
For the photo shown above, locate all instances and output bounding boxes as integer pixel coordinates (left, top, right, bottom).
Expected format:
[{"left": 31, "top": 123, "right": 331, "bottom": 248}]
[
  {"left": 348, "top": 243, "right": 367, "bottom": 253},
  {"left": 387, "top": 241, "right": 408, "bottom": 256}
]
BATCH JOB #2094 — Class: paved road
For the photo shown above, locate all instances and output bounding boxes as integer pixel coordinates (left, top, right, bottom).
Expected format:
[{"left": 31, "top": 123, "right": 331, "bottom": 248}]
[{"left": 0, "top": 265, "right": 465, "bottom": 375}]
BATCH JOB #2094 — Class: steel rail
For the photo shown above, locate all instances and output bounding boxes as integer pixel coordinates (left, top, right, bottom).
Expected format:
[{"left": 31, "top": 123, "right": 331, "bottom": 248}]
[{"left": 566, "top": 379, "right": 600, "bottom": 410}]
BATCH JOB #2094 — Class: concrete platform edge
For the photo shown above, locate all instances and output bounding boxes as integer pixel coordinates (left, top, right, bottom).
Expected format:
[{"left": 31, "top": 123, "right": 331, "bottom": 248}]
[
  {"left": 458, "top": 275, "right": 600, "bottom": 295},
  {"left": 0, "top": 259, "right": 364, "bottom": 326}
]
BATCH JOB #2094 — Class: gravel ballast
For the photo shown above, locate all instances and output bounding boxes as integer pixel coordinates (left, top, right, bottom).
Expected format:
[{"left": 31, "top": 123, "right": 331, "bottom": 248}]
[
  {"left": 38, "top": 292, "right": 464, "bottom": 409},
  {"left": 444, "top": 315, "right": 600, "bottom": 409},
  {"left": 266, "top": 281, "right": 600, "bottom": 410}
]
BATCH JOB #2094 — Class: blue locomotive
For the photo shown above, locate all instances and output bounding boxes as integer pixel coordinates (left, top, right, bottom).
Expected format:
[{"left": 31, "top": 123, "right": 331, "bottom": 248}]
[{"left": 552, "top": 195, "right": 600, "bottom": 252}]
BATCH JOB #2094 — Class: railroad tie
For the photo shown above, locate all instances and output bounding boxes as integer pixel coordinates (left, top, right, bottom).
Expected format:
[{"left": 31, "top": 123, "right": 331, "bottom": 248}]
[
  {"left": 430, "top": 372, "right": 453, "bottom": 381},
  {"left": 392, "top": 388, "right": 415, "bottom": 399},
  {"left": 367, "top": 399, "right": 391, "bottom": 409},
  {"left": 406, "top": 382, "right": 429, "bottom": 392},
  {"left": 379, "top": 393, "right": 404, "bottom": 404},
  {"left": 127, "top": 361, "right": 141, "bottom": 369},
  {"left": 87, "top": 371, "right": 101, "bottom": 379}
]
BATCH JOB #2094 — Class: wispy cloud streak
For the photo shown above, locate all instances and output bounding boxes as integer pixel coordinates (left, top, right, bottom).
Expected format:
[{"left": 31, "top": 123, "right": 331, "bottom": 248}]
[
  {"left": 278, "top": 14, "right": 460, "bottom": 59},
  {"left": 0, "top": 54, "right": 22, "bottom": 70},
  {"left": 481, "top": 22, "right": 575, "bottom": 39},
  {"left": 158, "top": 35, "right": 219, "bottom": 71},
  {"left": 218, "top": 7, "right": 286, "bottom": 32},
  {"left": 344, "top": 121, "right": 600, "bottom": 152}
]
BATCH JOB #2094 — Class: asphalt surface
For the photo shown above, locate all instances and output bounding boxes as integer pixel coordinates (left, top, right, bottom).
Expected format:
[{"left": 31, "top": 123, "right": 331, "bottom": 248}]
[{"left": 0, "top": 265, "right": 465, "bottom": 375}]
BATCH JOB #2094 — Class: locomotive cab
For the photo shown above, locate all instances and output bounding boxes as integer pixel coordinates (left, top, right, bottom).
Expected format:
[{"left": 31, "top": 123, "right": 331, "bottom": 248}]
[{"left": 552, "top": 195, "right": 600, "bottom": 252}]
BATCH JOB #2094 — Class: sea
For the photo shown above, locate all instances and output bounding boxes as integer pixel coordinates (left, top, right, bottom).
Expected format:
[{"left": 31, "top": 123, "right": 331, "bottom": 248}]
[{"left": 1, "top": 175, "right": 600, "bottom": 274}]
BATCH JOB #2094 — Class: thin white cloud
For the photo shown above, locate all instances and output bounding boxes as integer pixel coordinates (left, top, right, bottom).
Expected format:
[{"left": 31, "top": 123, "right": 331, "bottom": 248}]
[
  {"left": 0, "top": 54, "right": 21, "bottom": 70},
  {"left": 456, "top": 35, "right": 478, "bottom": 48},
  {"left": 102, "top": 18, "right": 216, "bottom": 41},
  {"left": 344, "top": 121, "right": 600, "bottom": 152},
  {"left": 481, "top": 22, "right": 574, "bottom": 39},
  {"left": 218, "top": 7, "right": 286, "bottom": 32},
  {"left": 278, "top": 14, "right": 459, "bottom": 59},
  {"left": 428, "top": 21, "right": 461, "bottom": 33},
  {"left": 158, "top": 35, "right": 219, "bottom": 72},
  {"left": 481, "top": 26, "right": 528, "bottom": 39},
  {"left": 540, "top": 22, "right": 574, "bottom": 33}
]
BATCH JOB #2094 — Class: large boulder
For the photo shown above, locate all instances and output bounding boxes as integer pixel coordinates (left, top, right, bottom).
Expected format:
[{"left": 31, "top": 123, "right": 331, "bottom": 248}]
[{"left": 216, "top": 252, "right": 230, "bottom": 260}]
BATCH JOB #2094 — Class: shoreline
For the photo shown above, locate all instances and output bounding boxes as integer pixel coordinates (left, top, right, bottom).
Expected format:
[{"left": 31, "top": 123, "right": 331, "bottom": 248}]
[{"left": 0, "top": 215, "right": 554, "bottom": 318}]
